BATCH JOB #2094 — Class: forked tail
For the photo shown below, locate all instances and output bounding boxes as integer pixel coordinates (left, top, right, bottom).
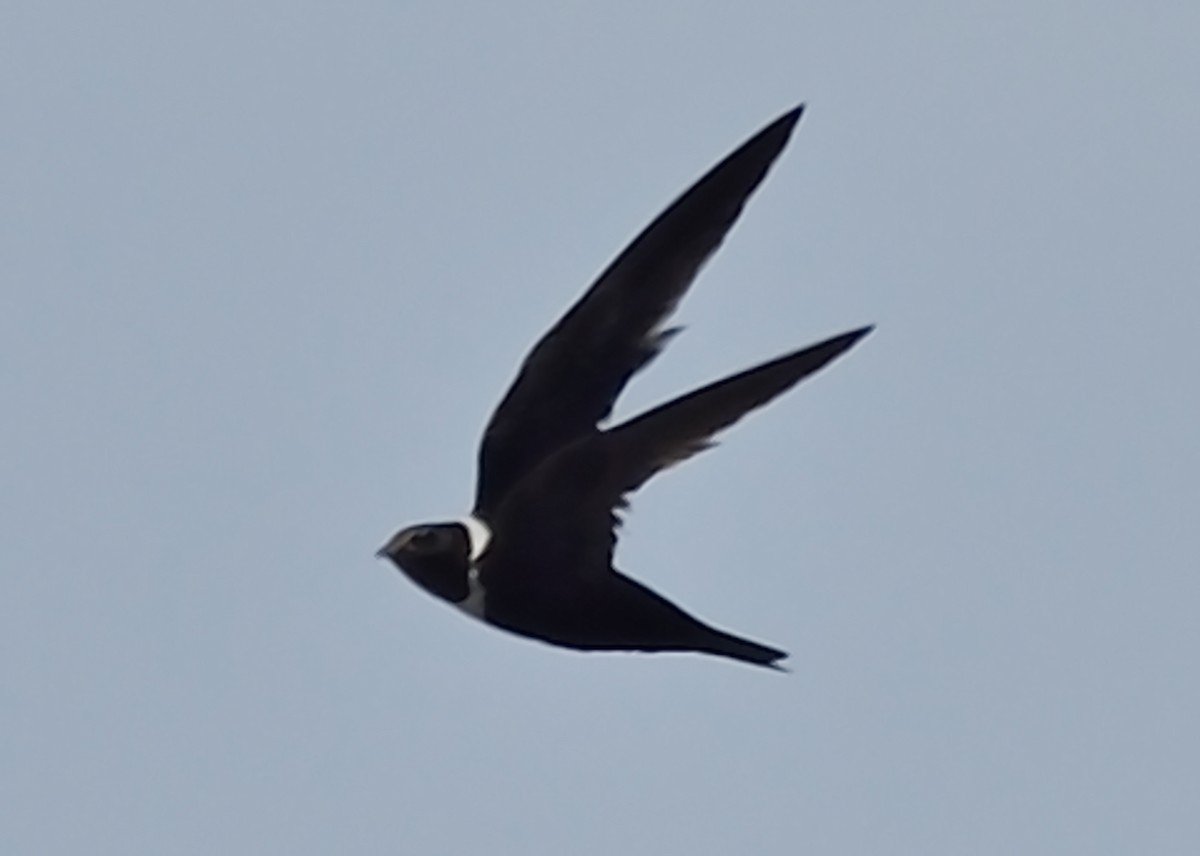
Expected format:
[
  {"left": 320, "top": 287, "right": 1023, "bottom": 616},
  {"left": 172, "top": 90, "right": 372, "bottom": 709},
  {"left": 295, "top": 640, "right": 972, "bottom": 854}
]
[{"left": 700, "top": 627, "right": 789, "bottom": 671}]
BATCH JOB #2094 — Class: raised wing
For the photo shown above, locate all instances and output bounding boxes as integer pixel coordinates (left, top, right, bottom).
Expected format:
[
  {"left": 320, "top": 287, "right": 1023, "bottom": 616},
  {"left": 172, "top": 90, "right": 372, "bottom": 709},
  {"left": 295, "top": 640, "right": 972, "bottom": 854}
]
[
  {"left": 473, "top": 105, "right": 806, "bottom": 517},
  {"left": 488, "top": 327, "right": 873, "bottom": 581}
]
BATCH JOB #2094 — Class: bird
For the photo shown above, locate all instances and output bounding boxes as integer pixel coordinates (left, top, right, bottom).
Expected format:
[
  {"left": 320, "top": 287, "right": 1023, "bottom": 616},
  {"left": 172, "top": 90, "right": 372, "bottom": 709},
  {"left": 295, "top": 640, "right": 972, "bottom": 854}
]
[{"left": 377, "top": 104, "right": 871, "bottom": 669}]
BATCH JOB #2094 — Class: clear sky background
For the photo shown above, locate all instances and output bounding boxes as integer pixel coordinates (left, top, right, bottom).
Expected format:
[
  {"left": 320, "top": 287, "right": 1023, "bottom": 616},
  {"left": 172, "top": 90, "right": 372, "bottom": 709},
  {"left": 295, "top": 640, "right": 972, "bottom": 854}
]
[{"left": 3, "top": 3, "right": 1198, "bottom": 854}]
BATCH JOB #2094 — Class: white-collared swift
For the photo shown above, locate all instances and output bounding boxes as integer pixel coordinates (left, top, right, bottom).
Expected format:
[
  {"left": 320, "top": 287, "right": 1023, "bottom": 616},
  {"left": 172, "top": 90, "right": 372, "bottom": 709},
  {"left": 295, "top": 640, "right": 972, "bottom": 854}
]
[{"left": 378, "top": 105, "right": 871, "bottom": 669}]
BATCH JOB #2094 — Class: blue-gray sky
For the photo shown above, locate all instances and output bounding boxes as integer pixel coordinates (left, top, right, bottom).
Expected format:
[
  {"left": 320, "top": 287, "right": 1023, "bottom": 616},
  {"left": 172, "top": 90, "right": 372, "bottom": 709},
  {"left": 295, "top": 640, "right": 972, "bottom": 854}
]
[{"left": 3, "top": 3, "right": 1198, "bottom": 853}]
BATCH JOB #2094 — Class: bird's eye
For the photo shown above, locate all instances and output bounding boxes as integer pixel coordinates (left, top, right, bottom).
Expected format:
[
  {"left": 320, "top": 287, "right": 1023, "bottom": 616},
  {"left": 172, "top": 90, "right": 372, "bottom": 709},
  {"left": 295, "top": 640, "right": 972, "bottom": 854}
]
[{"left": 408, "top": 528, "right": 441, "bottom": 551}]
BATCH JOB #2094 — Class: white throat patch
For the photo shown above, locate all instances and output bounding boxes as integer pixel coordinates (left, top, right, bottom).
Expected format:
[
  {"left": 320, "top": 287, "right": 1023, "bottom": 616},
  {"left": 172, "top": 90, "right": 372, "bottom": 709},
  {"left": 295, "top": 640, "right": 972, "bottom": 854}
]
[
  {"left": 454, "top": 515, "right": 492, "bottom": 619},
  {"left": 457, "top": 515, "right": 492, "bottom": 562}
]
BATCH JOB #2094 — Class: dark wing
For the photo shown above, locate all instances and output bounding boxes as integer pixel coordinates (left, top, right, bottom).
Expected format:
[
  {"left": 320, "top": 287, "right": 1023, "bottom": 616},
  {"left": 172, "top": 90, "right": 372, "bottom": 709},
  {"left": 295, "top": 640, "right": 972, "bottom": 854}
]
[
  {"left": 474, "top": 105, "right": 806, "bottom": 517},
  {"left": 487, "top": 327, "right": 873, "bottom": 583}
]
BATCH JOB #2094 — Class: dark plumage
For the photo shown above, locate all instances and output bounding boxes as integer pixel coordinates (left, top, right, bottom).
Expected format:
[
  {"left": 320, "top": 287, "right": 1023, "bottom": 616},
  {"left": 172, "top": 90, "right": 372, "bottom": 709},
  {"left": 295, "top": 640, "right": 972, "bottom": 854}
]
[{"left": 378, "top": 105, "right": 871, "bottom": 669}]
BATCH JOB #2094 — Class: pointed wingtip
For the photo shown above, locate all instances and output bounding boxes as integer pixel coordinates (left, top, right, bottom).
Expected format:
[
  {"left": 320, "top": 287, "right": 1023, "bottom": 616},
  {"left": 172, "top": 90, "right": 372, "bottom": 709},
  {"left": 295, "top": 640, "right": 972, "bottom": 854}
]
[
  {"left": 805, "top": 324, "right": 875, "bottom": 364},
  {"left": 770, "top": 103, "right": 806, "bottom": 139},
  {"left": 845, "top": 323, "right": 875, "bottom": 344},
  {"left": 765, "top": 324, "right": 873, "bottom": 387},
  {"left": 743, "top": 104, "right": 806, "bottom": 157}
]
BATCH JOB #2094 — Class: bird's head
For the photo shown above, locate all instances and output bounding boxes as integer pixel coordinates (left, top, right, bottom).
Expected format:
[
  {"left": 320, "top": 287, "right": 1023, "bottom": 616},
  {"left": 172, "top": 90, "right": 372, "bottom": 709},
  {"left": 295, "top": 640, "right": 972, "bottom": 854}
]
[{"left": 376, "top": 518, "right": 491, "bottom": 603}]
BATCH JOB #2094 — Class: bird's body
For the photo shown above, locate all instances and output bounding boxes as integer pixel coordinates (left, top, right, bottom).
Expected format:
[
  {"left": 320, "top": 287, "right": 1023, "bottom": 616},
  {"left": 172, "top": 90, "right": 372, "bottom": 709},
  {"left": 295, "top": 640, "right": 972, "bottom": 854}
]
[{"left": 378, "top": 105, "right": 871, "bottom": 669}]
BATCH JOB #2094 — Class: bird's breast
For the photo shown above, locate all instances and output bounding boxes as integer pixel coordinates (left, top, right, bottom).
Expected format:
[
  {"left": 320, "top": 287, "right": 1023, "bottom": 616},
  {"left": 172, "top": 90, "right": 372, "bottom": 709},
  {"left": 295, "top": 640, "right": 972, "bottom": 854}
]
[{"left": 454, "top": 566, "right": 487, "bottom": 619}]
